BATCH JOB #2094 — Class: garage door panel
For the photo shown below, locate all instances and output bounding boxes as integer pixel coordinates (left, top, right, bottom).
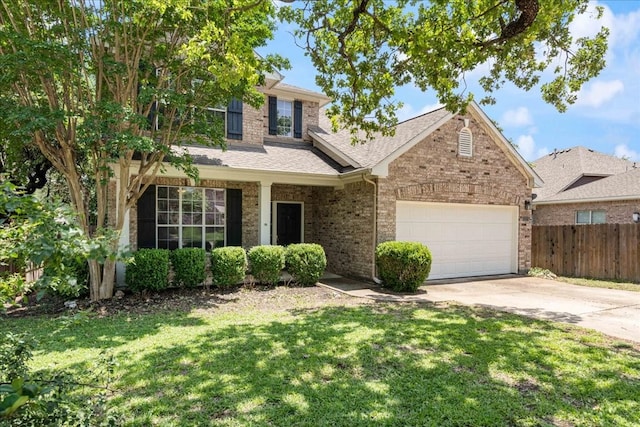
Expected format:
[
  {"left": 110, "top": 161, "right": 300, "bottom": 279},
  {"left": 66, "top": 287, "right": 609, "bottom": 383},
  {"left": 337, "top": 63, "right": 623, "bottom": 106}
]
[{"left": 396, "top": 202, "right": 517, "bottom": 280}]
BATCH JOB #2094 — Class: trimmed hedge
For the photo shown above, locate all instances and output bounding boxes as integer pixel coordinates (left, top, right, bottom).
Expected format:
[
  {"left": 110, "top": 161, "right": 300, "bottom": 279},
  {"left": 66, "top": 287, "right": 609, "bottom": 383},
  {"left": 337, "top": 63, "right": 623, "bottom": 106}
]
[
  {"left": 210, "top": 246, "right": 247, "bottom": 288},
  {"left": 171, "top": 248, "right": 206, "bottom": 288},
  {"left": 126, "top": 249, "right": 170, "bottom": 292},
  {"left": 375, "top": 241, "right": 432, "bottom": 292},
  {"left": 285, "top": 243, "right": 326, "bottom": 286},
  {"left": 248, "top": 245, "right": 285, "bottom": 286}
]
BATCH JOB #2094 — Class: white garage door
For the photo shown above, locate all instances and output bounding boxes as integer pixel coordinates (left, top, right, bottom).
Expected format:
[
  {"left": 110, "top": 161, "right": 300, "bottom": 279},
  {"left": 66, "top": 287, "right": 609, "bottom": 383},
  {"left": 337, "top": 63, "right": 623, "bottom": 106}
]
[{"left": 396, "top": 201, "right": 518, "bottom": 280}]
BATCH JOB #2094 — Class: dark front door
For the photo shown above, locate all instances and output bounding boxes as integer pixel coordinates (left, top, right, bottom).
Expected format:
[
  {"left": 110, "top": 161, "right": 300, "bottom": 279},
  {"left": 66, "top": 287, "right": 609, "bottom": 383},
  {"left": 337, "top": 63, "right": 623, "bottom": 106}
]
[{"left": 276, "top": 203, "right": 302, "bottom": 245}]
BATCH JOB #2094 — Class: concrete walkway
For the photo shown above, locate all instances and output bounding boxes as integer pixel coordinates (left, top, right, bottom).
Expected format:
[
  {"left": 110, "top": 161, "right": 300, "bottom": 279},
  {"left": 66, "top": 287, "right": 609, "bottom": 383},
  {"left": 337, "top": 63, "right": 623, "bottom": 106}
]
[{"left": 318, "top": 275, "right": 640, "bottom": 343}]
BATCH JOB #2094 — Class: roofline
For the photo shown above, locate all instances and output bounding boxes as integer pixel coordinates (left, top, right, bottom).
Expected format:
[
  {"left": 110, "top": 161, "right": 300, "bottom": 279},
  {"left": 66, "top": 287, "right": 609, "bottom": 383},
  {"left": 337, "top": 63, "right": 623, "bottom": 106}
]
[
  {"left": 267, "top": 83, "right": 331, "bottom": 108},
  {"left": 370, "top": 110, "right": 455, "bottom": 176},
  {"left": 533, "top": 194, "right": 640, "bottom": 205},
  {"left": 467, "top": 101, "right": 543, "bottom": 188},
  {"left": 308, "top": 129, "right": 363, "bottom": 168}
]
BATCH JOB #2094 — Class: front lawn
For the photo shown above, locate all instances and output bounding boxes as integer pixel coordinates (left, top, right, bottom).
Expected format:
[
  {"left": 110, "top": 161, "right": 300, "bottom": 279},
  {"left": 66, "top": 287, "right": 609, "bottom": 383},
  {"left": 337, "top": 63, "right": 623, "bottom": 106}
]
[{"left": 2, "top": 286, "right": 639, "bottom": 426}]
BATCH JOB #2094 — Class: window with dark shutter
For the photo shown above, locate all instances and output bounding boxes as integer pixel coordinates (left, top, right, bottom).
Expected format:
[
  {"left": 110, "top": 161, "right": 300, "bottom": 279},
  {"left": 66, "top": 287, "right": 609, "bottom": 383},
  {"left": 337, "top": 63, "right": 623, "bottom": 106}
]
[
  {"left": 227, "top": 98, "right": 243, "bottom": 140},
  {"left": 293, "top": 100, "right": 303, "bottom": 138},
  {"left": 268, "top": 96, "right": 277, "bottom": 135},
  {"left": 137, "top": 185, "right": 156, "bottom": 249},
  {"left": 226, "top": 188, "right": 243, "bottom": 246}
]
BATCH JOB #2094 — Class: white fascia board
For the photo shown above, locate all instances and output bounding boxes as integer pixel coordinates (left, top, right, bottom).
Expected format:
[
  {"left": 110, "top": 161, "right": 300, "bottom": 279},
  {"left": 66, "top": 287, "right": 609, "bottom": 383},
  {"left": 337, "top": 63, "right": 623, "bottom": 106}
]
[
  {"left": 468, "top": 102, "right": 544, "bottom": 188},
  {"left": 370, "top": 111, "right": 455, "bottom": 177},
  {"left": 125, "top": 161, "right": 344, "bottom": 188},
  {"left": 268, "top": 86, "right": 331, "bottom": 108},
  {"left": 309, "top": 131, "right": 362, "bottom": 168},
  {"left": 533, "top": 195, "right": 640, "bottom": 205}
]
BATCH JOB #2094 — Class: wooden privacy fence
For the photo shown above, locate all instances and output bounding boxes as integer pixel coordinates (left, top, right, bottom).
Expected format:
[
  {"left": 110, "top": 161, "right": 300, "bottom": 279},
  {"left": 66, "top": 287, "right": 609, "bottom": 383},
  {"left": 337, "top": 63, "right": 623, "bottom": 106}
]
[{"left": 532, "top": 224, "right": 640, "bottom": 282}]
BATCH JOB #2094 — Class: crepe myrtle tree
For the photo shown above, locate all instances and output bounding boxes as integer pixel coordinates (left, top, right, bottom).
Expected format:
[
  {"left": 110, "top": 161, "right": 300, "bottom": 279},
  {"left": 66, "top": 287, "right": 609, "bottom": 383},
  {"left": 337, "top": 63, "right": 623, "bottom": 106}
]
[
  {"left": 280, "top": 0, "right": 609, "bottom": 139},
  {"left": 0, "top": 0, "right": 285, "bottom": 300},
  {"left": 0, "top": 0, "right": 608, "bottom": 300}
]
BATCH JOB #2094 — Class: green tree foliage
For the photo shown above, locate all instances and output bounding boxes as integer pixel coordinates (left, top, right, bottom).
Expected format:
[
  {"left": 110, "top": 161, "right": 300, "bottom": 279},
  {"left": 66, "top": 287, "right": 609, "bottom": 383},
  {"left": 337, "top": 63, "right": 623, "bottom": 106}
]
[
  {"left": 280, "top": 0, "right": 609, "bottom": 139},
  {"left": 0, "top": 0, "right": 284, "bottom": 300}
]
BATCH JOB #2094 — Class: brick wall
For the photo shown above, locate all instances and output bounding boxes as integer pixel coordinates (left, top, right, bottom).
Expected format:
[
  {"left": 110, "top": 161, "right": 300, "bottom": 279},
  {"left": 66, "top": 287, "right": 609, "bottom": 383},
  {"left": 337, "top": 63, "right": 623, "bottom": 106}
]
[
  {"left": 312, "top": 181, "right": 375, "bottom": 279},
  {"left": 376, "top": 113, "right": 533, "bottom": 274},
  {"left": 533, "top": 200, "right": 640, "bottom": 225},
  {"left": 241, "top": 104, "right": 263, "bottom": 145}
]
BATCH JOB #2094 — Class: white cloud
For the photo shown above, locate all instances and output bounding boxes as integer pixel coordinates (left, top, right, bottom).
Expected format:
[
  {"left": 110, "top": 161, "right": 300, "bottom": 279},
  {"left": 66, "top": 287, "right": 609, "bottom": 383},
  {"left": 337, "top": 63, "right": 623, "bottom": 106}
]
[
  {"left": 397, "top": 102, "right": 444, "bottom": 121},
  {"left": 575, "top": 79, "right": 624, "bottom": 107},
  {"left": 516, "top": 135, "right": 549, "bottom": 161},
  {"left": 501, "top": 107, "right": 533, "bottom": 127},
  {"left": 614, "top": 144, "right": 640, "bottom": 161}
]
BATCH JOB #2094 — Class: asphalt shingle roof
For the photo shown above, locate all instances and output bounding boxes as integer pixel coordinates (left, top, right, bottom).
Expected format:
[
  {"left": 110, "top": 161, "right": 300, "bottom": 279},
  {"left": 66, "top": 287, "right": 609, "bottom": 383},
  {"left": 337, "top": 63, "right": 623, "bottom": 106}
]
[
  {"left": 532, "top": 146, "right": 636, "bottom": 202},
  {"left": 179, "top": 141, "right": 344, "bottom": 175},
  {"left": 541, "top": 167, "right": 640, "bottom": 202},
  {"left": 310, "top": 107, "right": 452, "bottom": 168}
]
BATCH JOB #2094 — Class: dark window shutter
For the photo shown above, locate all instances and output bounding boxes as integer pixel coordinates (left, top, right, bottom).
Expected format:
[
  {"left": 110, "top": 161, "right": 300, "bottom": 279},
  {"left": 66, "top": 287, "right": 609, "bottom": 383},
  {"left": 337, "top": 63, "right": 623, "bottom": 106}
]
[
  {"left": 137, "top": 185, "right": 156, "bottom": 249},
  {"left": 227, "top": 98, "right": 243, "bottom": 140},
  {"left": 268, "top": 96, "right": 277, "bottom": 135},
  {"left": 226, "top": 188, "right": 242, "bottom": 246},
  {"left": 293, "top": 100, "right": 303, "bottom": 138}
]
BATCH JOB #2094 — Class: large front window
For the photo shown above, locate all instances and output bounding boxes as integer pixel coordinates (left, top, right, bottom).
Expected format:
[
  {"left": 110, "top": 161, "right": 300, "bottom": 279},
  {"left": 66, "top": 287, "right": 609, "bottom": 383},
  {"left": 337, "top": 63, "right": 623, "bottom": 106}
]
[
  {"left": 277, "top": 99, "right": 292, "bottom": 137},
  {"left": 156, "top": 186, "right": 225, "bottom": 250}
]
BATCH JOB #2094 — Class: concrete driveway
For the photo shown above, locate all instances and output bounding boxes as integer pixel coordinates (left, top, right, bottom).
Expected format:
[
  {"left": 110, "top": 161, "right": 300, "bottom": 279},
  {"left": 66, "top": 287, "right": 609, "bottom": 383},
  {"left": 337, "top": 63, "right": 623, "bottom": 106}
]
[{"left": 319, "top": 275, "right": 640, "bottom": 343}]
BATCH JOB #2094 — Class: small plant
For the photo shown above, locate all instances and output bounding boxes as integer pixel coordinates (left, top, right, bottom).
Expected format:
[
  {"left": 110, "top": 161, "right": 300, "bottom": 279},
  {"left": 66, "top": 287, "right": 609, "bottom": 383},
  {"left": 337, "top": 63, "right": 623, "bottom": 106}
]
[
  {"left": 0, "top": 273, "right": 31, "bottom": 311},
  {"left": 248, "top": 245, "right": 285, "bottom": 286},
  {"left": 528, "top": 267, "right": 557, "bottom": 280},
  {"left": 210, "top": 247, "right": 247, "bottom": 289},
  {"left": 171, "top": 248, "right": 206, "bottom": 288},
  {"left": 126, "top": 249, "right": 170, "bottom": 292},
  {"left": 285, "top": 243, "right": 327, "bottom": 286},
  {"left": 376, "top": 241, "right": 432, "bottom": 292}
]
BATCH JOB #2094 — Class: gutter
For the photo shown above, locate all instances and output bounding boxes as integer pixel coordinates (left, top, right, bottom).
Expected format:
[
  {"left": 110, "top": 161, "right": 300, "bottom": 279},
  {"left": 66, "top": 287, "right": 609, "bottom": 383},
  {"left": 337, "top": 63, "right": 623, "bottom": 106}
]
[{"left": 533, "top": 194, "right": 640, "bottom": 206}]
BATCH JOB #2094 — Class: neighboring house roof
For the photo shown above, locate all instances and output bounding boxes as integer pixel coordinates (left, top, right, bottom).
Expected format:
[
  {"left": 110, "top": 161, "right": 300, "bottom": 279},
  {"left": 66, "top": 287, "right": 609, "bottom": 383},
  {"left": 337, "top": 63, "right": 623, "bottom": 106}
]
[
  {"left": 532, "top": 146, "right": 637, "bottom": 203},
  {"left": 537, "top": 167, "right": 640, "bottom": 204}
]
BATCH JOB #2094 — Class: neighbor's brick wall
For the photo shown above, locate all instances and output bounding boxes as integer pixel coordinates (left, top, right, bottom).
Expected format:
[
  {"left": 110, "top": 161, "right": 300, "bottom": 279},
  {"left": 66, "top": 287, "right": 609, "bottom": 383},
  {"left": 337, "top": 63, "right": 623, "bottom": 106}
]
[
  {"left": 127, "top": 177, "right": 259, "bottom": 251},
  {"left": 271, "top": 184, "right": 316, "bottom": 243},
  {"left": 312, "top": 181, "right": 375, "bottom": 279},
  {"left": 262, "top": 100, "right": 319, "bottom": 143},
  {"left": 533, "top": 201, "right": 640, "bottom": 225},
  {"left": 376, "top": 113, "right": 533, "bottom": 274}
]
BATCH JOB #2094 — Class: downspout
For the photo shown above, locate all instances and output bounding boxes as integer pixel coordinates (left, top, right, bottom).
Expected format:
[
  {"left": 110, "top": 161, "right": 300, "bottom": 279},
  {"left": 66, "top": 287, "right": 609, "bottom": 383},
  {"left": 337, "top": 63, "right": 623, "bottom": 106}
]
[{"left": 362, "top": 173, "right": 382, "bottom": 284}]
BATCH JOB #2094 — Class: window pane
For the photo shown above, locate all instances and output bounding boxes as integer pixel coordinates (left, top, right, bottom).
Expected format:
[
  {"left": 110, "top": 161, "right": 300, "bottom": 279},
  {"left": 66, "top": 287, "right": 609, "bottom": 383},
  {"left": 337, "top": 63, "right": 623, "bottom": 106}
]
[
  {"left": 277, "top": 100, "right": 292, "bottom": 137},
  {"left": 157, "top": 186, "right": 167, "bottom": 199},
  {"left": 168, "top": 187, "right": 179, "bottom": 199},
  {"left": 182, "top": 227, "right": 203, "bottom": 248},
  {"left": 158, "top": 226, "right": 179, "bottom": 250},
  {"left": 205, "top": 227, "right": 225, "bottom": 251},
  {"left": 592, "top": 211, "right": 606, "bottom": 224},
  {"left": 157, "top": 213, "right": 168, "bottom": 225},
  {"left": 576, "top": 211, "right": 590, "bottom": 224}
]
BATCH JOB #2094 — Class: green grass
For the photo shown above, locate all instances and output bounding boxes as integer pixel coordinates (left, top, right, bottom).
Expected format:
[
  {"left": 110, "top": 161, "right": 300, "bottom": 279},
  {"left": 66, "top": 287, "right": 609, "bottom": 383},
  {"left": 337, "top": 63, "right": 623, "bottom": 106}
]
[
  {"left": 2, "top": 299, "right": 639, "bottom": 426},
  {"left": 557, "top": 276, "right": 640, "bottom": 292}
]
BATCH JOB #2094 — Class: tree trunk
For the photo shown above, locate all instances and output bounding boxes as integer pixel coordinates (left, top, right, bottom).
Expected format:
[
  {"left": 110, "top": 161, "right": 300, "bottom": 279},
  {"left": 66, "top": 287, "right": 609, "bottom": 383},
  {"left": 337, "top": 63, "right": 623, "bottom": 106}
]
[
  {"left": 100, "top": 258, "right": 117, "bottom": 300},
  {"left": 88, "top": 258, "right": 103, "bottom": 301}
]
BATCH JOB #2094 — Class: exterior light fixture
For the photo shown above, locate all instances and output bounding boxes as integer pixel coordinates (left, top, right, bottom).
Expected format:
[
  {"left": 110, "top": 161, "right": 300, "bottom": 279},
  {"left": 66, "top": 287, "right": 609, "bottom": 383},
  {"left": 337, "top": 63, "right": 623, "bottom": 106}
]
[
  {"left": 524, "top": 200, "right": 531, "bottom": 210},
  {"left": 633, "top": 212, "right": 640, "bottom": 223}
]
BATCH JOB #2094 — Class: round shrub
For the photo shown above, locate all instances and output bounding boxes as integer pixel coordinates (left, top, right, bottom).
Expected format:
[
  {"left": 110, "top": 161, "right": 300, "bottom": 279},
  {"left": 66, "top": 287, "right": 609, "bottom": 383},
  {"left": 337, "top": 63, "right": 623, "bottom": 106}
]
[
  {"left": 375, "top": 241, "right": 432, "bottom": 292},
  {"left": 248, "top": 245, "right": 285, "bottom": 286},
  {"left": 210, "top": 246, "right": 247, "bottom": 289},
  {"left": 171, "top": 248, "right": 206, "bottom": 288},
  {"left": 285, "top": 243, "right": 327, "bottom": 286},
  {"left": 125, "top": 249, "right": 170, "bottom": 292}
]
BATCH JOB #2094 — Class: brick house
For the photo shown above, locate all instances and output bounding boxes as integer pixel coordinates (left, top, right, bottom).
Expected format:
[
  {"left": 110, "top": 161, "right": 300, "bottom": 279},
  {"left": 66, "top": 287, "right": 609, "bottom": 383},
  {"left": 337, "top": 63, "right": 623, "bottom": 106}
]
[
  {"left": 114, "top": 75, "right": 540, "bottom": 282},
  {"left": 531, "top": 147, "right": 640, "bottom": 226}
]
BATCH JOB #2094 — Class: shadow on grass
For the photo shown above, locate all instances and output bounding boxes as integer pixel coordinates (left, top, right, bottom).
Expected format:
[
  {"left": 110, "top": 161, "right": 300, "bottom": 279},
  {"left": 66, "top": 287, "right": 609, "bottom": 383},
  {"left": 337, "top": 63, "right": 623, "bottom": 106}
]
[{"left": 105, "top": 304, "right": 640, "bottom": 426}]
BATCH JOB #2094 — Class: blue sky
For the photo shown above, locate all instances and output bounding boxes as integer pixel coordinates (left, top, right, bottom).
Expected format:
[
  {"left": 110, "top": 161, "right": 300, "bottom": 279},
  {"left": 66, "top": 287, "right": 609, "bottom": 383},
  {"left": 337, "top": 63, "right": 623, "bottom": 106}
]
[{"left": 260, "top": 1, "right": 640, "bottom": 162}]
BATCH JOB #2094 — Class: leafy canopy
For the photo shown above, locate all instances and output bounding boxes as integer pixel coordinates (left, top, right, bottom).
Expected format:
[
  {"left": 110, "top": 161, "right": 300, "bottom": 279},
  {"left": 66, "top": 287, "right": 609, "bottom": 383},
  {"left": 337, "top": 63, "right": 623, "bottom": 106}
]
[{"left": 280, "top": 0, "right": 609, "bottom": 139}]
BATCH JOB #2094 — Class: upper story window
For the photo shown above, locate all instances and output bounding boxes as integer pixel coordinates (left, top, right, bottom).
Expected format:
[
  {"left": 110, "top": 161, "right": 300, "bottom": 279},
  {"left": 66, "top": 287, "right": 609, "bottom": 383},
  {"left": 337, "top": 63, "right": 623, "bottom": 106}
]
[
  {"left": 277, "top": 99, "right": 293, "bottom": 137},
  {"left": 458, "top": 127, "right": 473, "bottom": 157},
  {"left": 576, "top": 210, "right": 606, "bottom": 224},
  {"left": 268, "top": 96, "right": 303, "bottom": 139}
]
